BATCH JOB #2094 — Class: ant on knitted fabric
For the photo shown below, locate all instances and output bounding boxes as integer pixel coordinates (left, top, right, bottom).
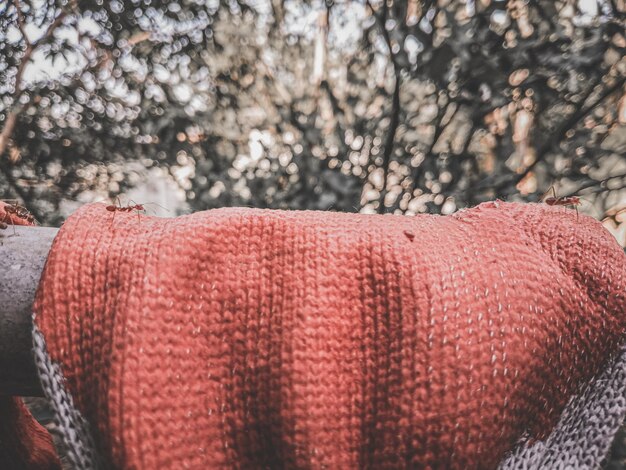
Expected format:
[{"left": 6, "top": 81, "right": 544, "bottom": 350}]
[
  {"left": 106, "top": 198, "right": 166, "bottom": 222},
  {"left": 541, "top": 187, "right": 582, "bottom": 220}
]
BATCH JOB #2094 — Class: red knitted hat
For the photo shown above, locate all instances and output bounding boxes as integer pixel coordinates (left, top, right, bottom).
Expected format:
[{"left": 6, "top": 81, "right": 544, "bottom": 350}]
[{"left": 24, "top": 201, "right": 626, "bottom": 468}]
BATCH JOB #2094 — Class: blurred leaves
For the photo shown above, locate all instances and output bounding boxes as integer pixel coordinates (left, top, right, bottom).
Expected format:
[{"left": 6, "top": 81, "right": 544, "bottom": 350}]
[{"left": 0, "top": 0, "right": 624, "bottom": 228}]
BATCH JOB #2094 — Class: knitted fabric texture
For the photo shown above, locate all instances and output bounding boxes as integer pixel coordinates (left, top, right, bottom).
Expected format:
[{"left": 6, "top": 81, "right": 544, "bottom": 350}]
[
  {"left": 22, "top": 202, "right": 626, "bottom": 468},
  {"left": 0, "top": 201, "right": 61, "bottom": 470}
]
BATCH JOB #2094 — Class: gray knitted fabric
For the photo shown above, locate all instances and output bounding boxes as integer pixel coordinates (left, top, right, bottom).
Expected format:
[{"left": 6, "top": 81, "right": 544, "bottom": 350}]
[
  {"left": 33, "top": 324, "right": 101, "bottom": 469},
  {"left": 499, "top": 345, "right": 626, "bottom": 469}
]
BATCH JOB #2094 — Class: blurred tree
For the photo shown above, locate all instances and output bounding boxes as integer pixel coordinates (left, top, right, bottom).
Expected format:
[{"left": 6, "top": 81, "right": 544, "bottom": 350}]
[
  {"left": 0, "top": 0, "right": 625, "bottom": 234},
  {"left": 0, "top": 0, "right": 246, "bottom": 222}
]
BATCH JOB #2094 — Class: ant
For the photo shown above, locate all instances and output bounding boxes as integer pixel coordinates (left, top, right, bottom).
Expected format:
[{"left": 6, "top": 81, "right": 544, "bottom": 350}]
[
  {"left": 4, "top": 201, "right": 36, "bottom": 225},
  {"left": 541, "top": 187, "right": 582, "bottom": 220},
  {"left": 105, "top": 198, "right": 166, "bottom": 222},
  {"left": 0, "top": 200, "right": 36, "bottom": 234}
]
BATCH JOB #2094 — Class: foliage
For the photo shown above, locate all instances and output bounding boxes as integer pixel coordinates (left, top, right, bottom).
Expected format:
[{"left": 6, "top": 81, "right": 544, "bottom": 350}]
[{"left": 0, "top": 0, "right": 625, "bottom": 230}]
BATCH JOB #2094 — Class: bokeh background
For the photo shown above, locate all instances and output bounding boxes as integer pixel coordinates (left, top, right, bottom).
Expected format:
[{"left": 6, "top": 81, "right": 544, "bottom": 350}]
[
  {"left": 1, "top": 0, "right": 625, "bottom": 242},
  {"left": 2, "top": 0, "right": 626, "bottom": 467}
]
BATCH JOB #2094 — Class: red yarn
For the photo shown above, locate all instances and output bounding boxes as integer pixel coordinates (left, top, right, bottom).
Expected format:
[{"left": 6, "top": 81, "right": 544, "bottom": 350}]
[
  {"left": 0, "top": 398, "right": 60, "bottom": 470},
  {"left": 28, "top": 201, "right": 626, "bottom": 468}
]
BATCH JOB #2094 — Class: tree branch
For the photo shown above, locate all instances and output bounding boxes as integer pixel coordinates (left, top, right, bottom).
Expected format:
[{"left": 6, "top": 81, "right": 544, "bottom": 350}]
[
  {"left": 569, "top": 171, "right": 626, "bottom": 197},
  {"left": 366, "top": 1, "right": 402, "bottom": 214},
  {"left": 0, "top": 56, "right": 32, "bottom": 158},
  {"left": 487, "top": 75, "right": 626, "bottom": 193},
  {"left": 26, "top": 9, "right": 68, "bottom": 53},
  {"left": 0, "top": 9, "right": 67, "bottom": 158},
  {"left": 14, "top": 0, "right": 31, "bottom": 47},
  {"left": 403, "top": 100, "right": 457, "bottom": 203},
  {"left": 378, "top": 75, "right": 401, "bottom": 214},
  {"left": 428, "top": 102, "right": 456, "bottom": 153}
]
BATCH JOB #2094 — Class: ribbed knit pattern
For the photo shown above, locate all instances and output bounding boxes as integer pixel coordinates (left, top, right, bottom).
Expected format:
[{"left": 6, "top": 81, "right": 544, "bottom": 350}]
[
  {"left": 0, "top": 397, "right": 61, "bottom": 470},
  {"left": 28, "top": 201, "right": 626, "bottom": 469}
]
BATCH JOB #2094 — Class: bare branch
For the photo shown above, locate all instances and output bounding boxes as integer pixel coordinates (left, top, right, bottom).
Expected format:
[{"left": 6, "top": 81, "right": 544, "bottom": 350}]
[
  {"left": 40, "top": 10, "right": 67, "bottom": 44},
  {"left": 569, "top": 171, "right": 626, "bottom": 197},
  {"left": 405, "top": 99, "right": 462, "bottom": 202},
  {"left": 13, "top": 0, "right": 31, "bottom": 47},
  {"left": 520, "top": 76, "right": 624, "bottom": 181},
  {"left": 0, "top": 10, "right": 67, "bottom": 158},
  {"left": 484, "top": 75, "right": 626, "bottom": 194},
  {"left": 378, "top": 72, "right": 401, "bottom": 214},
  {"left": 0, "top": 48, "right": 33, "bottom": 157},
  {"left": 366, "top": 1, "right": 402, "bottom": 214},
  {"left": 426, "top": 101, "right": 459, "bottom": 155}
]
